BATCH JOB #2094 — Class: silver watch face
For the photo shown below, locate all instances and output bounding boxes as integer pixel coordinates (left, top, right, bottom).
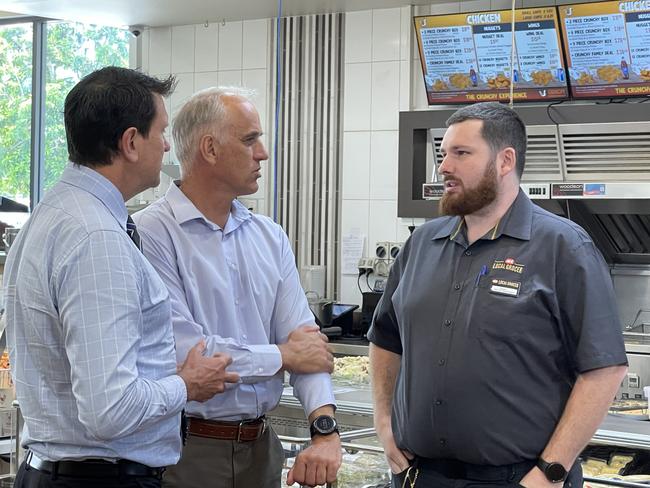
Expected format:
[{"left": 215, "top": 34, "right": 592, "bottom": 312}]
[{"left": 313, "top": 415, "right": 337, "bottom": 434}]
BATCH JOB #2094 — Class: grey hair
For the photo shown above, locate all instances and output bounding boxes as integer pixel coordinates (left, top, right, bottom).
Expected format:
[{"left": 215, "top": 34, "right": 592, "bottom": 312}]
[
  {"left": 445, "top": 102, "right": 527, "bottom": 178},
  {"left": 172, "top": 86, "right": 256, "bottom": 173}
]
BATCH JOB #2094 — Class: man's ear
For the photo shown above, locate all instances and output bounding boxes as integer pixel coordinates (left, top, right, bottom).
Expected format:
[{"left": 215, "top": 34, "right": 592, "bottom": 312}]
[
  {"left": 498, "top": 147, "right": 517, "bottom": 177},
  {"left": 118, "top": 127, "right": 139, "bottom": 163},
  {"left": 199, "top": 133, "right": 219, "bottom": 165}
]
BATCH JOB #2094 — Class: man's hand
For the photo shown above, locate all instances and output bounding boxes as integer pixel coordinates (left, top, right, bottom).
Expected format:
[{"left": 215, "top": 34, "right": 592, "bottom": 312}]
[
  {"left": 286, "top": 434, "right": 342, "bottom": 487},
  {"left": 375, "top": 418, "right": 413, "bottom": 474},
  {"left": 518, "top": 466, "right": 560, "bottom": 488},
  {"left": 278, "top": 325, "right": 333, "bottom": 374},
  {"left": 178, "top": 341, "right": 240, "bottom": 402}
]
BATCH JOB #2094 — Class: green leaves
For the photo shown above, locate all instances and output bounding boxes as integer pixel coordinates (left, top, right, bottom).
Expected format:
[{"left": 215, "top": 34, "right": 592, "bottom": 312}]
[{"left": 0, "top": 21, "right": 129, "bottom": 201}]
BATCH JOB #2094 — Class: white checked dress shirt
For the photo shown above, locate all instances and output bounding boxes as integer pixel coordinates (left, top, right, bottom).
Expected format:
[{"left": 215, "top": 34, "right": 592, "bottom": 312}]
[
  {"left": 133, "top": 182, "right": 335, "bottom": 421},
  {"left": 3, "top": 164, "right": 187, "bottom": 467}
]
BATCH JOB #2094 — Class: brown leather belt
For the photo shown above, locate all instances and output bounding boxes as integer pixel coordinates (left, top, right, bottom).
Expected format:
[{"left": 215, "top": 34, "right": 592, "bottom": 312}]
[{"left": 188, "top": 417, "right": 267, "bottom": 442}]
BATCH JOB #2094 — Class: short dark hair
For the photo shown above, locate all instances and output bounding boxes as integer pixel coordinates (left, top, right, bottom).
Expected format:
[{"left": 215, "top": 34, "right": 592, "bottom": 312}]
[
  {"left": 64, "top": 67, "right": 176, "bottom": 167},
  {"left": 445, "top": 102, "right": 527, "bottom": 178}
]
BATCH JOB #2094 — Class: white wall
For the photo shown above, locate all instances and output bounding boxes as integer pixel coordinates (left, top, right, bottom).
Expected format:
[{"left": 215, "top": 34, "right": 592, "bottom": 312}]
[
  {"left": 338, "top": 6, "right": 421, "bottom": 306},
  {"left": 133, "top": 19, "right": 272, "bottom": 215}
]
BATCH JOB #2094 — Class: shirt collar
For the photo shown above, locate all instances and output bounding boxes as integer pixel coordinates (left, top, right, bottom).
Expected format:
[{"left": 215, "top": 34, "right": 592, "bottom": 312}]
[
  {"left": 165, "top": 181, "right": 253, "bottom": 232},
  {"left": 492, "top": 189, "right": 532, "bottom": 241},
  {"left": 430, "top": 189, "right": 532, "bottom": 243},
  {"left": 59, "top": 163, "right": 128, "bottom": 229},
  {"left": 431, "top": 217, "right": 463, "bottom": 240}
]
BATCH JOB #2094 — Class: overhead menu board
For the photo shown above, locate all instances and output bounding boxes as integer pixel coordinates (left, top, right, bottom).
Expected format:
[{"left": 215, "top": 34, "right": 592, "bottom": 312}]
[
  {"left": 414, "top": 7, "right": 569, "bottom": 104},
  {"left": 559, "top": 1, "right": 650, "bottom": 98}
]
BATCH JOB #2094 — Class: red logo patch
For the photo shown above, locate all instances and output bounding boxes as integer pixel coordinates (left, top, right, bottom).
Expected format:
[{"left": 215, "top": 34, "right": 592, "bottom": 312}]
[{"left": 505, "top": 258, "right": 515, "bottom": 265}]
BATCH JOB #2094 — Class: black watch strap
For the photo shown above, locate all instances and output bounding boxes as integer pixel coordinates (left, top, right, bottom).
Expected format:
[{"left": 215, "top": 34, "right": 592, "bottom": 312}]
[{"left": 537, "top": 458, "right": 568, "bottom": 483}]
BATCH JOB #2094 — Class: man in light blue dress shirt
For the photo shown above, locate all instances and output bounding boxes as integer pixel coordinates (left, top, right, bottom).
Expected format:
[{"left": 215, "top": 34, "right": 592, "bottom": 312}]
[
  {"left": 133, "top": 87, "right": 342, "bottom": 488},
  {"left": 3, "top": 68, "right": 239, "bottom": 488}
]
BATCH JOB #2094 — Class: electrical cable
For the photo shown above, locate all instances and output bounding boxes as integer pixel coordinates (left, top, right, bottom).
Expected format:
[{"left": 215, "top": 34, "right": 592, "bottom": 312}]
[
  {"left": 272, "top": 0, "right": 283, "bottom": 222},
  {"left": 545, "top": 99, "right": 565, "bottom": 125},
  {"left": 357, "top": 273, "right": 364, "bottom": 294},
  {"left": 365, "top": 271, "right": 372, "bottom": 292}
]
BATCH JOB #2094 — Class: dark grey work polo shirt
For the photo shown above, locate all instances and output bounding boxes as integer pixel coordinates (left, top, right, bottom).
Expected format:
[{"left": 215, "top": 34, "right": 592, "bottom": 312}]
[{"left": 368, "top": 190, "right": 627, "bottom": 466}]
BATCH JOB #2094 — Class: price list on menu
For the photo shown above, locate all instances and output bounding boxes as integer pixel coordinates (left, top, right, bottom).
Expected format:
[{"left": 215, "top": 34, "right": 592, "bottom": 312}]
[
  {"left": 472, "top": 24, "right": 514, "bottom": 76},
  {"left": 625, "top": 12, "right": 650, "bottom": 68},
  {"left": 564, "top": 14, "right": 628, "bottom": 69},
  {"left": 515, "top": 20, "right": 563, "bottom": 73},
  {"left": 420, "top": 25, "right": 476, "bottom": 76}
]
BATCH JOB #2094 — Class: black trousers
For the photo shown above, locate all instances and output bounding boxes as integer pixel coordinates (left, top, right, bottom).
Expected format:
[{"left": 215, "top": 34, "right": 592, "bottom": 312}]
[
  {"left": 14, "top": 461, "right": 162, "bottom": 488},
  {"left": 392, "top": 458, "right": 583, "bottom": 488}
]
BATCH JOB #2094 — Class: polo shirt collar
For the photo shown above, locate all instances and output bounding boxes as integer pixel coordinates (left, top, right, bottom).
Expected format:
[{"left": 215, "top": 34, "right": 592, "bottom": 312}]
[
  {"left": 431, "top": 217, "right": 463, "bottom": 241},
  {"left": 59, "top": 163, "right": 128, "bottom": 230},
  {"left": 430, "top": 189, "right": 532, "bottom": 243},
  {"left": 165, "top": 181, "right": 252, "bottom": 232},
  {"left": 492, "top": 189, "right": 532, "bottom": 241}
]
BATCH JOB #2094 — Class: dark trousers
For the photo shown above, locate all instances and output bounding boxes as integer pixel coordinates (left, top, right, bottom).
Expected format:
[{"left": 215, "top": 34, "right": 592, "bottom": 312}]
[
  {"left": 392, "top": 458, "right": 583, "bottom": 488},
  {"left": 14, "top": 461, "right": 162, "bottom": 488}
]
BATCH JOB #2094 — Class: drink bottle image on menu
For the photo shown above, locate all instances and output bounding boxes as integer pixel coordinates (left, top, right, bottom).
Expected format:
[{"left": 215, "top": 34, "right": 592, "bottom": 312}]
[
  {"left": 621, "top": 58, "right": 629, "bottom": 79},
  {"left": 469, "top": 66, "right": 477, "bottom": 87}
]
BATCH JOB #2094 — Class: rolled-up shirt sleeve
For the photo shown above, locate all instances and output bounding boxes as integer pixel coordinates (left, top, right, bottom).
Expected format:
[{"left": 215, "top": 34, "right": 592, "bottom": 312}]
[{"left": 272, "top": 229, "right": 336, "bottom": 415}]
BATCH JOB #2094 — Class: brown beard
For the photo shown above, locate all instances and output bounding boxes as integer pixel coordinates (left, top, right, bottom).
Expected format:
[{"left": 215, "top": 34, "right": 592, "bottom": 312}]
[{"left": 439, "top": 159, "right": 498, "bottom": 216}]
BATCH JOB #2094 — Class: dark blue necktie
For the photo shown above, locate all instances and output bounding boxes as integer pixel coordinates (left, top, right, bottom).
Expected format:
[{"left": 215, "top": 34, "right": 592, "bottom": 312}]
[{"left": 126, "top": 216, "right": 142, "bottom": 252}]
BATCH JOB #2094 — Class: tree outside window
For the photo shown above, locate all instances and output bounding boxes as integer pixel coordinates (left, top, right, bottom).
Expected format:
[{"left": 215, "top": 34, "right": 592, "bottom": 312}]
[{"left": 0, "top": 20, "right": 129, "bottom": 205}]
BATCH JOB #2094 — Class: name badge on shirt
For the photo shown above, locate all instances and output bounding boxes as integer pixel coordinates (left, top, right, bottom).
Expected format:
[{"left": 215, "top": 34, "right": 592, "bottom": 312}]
[{"left": 489, "top": 279, "right": 521, "bottom": 297}]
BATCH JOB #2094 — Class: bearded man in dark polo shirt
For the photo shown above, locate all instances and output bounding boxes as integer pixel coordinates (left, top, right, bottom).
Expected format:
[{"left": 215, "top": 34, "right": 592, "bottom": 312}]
[{"left": 368, "top": 102, "right": 628, "bottom": 488}]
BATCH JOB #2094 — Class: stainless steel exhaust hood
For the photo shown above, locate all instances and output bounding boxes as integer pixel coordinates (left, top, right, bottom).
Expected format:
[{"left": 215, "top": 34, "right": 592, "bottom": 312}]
[{"left": 521, "top": 182, "right": 650, "bottom": 265}]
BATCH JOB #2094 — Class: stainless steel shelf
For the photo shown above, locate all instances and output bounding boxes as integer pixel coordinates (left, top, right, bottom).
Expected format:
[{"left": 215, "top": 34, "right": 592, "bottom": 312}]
[{"left": 330, "top": 343, "right": 369, "bottom": 356}]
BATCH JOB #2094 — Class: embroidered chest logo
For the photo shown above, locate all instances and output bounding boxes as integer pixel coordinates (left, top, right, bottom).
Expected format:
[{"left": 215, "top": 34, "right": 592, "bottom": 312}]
[{"left": 491, "top": 257, "right": 525, "bottom": 274}]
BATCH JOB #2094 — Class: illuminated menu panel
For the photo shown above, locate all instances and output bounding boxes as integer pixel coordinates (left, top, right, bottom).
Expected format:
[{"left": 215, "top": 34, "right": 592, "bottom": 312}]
[
  {"left": 559, "top": 1, "right": 650, "bottom": 98},
  {"left": 414, "top": 7, "right": 568, "bottom": 104}
]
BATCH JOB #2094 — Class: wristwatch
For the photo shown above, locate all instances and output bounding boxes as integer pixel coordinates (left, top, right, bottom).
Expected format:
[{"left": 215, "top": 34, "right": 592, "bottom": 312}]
[
  {"left": 537, "top": 458, "right": 568, "bottom": 483},
  {"left": 309, "top": 415, "right": 339, "bottom": 438}
]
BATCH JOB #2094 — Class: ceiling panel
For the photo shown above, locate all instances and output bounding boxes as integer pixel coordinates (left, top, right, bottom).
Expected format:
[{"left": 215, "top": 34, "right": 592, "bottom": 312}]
[{"left": 0, "top": 0, "right": 434, "bottom": 27}]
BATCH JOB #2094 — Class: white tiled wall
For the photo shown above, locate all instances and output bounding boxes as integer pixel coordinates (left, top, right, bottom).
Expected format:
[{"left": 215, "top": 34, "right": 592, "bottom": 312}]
[
  {"left": 133, "top": 20, "right": 271, "bottom": 213},
  {"left": 339, "top": 6, "right": 415, "bottom": 305}
]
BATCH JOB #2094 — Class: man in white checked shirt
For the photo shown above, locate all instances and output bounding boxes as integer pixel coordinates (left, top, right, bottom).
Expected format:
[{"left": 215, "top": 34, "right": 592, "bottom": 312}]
[{"left": 3, "top": 67, "right": 239, "bottom": 488}]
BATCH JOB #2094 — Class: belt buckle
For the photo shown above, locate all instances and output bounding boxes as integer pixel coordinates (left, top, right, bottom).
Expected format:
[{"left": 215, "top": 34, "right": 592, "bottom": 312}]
[{"left": 236, "top": 418, "right": 266, "bottom": 442}]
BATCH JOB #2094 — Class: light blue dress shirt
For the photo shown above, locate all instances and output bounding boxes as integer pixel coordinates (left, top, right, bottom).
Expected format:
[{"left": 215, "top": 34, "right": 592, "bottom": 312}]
[
  {"left": 133, "top": 182, "right": 335, "bottom": 420},
  {"left": 3, "top": 165, "right": 187, "bottom": 467}
]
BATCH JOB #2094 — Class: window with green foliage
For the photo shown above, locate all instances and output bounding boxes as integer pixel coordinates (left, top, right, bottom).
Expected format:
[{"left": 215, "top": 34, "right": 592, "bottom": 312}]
[
  {"left": 0, "top": 22, "right": 33, "bottom": 205},
  {"left": 44, "top": 22, "right": 130, "bottom": 191},
  {"left": 0, "top": 19, "right": 129, "bottom": 206}
]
